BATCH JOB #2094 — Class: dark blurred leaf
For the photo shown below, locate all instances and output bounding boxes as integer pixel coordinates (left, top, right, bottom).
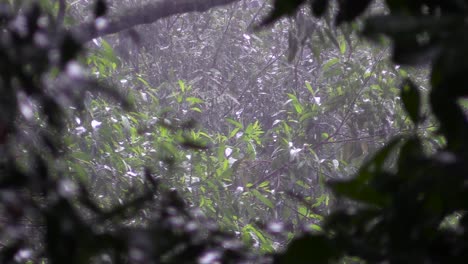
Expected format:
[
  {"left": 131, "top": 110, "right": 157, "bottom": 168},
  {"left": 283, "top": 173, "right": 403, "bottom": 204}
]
[
  {"left": 42, "top": 95, "right": 64, "bottom": 129},
  {"left": 0, "top": 241, "right": 22, "bottom": 263},
  {"left": 336, "top": 0, "right": 372, "bottom": 25},
  {"left": 60, "top": 34, "right": 82, "bottom": 67},
  {"left": 86, "top": 80, "right": 133, "bottom": 110},
  {"left": 144, "top": 167, "right": 160, "bottom": 190},
  {"left": 401, "top": 79, "right": 421, "bottom": 125},
  {"left": 330, "top": 178, "right": 389, "bottom": 206},
  {"left": 179, "top": 137, "right": 209, "bottom": 150},
  {"left": 328, "top": 137, "right": 402, "bottom": 206},
  {"left": 352, "top": 136, "right": 402, "bottom": 182},
  {"left": 94, "top": 0, "right": 107, "bottom": 18},
  {"left": 25, "top": 3, "right": 41, "bottom": 37},
  {"left": 362, "top": 15, "right": 452, "bottom": 64},
  {"left": 287, "top": 30, "right": 299, "bottom": 62},
  {"left": 275, "top": 234, "right": 340, "bottom": 264},
  {"left": 310, "top": 0, "right": 329, "bottom": 17}
]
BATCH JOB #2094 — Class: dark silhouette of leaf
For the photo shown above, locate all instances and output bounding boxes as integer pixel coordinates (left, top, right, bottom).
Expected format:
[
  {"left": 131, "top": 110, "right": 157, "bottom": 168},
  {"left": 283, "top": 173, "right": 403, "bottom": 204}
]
[
  {"left": 94, "top": 0, "right": 107, "bottom": 18},
  {"left": 310, "top": 0, "right": 329, "bottom": 17},
  {"left": 401, "top": 79, "right": 421, "bottom": 125},
  {"left": 336, "top": 0, "right": 372, "bottom": 25},
  {"left": 287, "top": 30, "right": 299, "bottom": 62},
  {"left": 60, "top": 34, "right": 82, "bottom": 67},
  {"left": 275, "top": 234, "right": 339, "bottom": 264}
]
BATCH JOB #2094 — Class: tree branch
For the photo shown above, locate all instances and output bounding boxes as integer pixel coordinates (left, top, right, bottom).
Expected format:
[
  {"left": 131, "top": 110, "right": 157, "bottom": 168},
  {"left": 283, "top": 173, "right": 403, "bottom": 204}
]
[
  {"left": 56, "top": 0, "right": 66, "bottom": 28},
  {"left": 70, "top": 0, "right": 240, "bottom": 43}
]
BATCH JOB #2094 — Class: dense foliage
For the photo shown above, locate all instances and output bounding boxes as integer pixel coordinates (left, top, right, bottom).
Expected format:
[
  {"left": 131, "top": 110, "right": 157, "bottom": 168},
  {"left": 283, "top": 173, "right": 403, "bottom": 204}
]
[
  {"left": 0, "top": 0, "right": 466, "bottom": 263},
  {"left": 267, "top": 0, "right": 468, "bottom": 263}
]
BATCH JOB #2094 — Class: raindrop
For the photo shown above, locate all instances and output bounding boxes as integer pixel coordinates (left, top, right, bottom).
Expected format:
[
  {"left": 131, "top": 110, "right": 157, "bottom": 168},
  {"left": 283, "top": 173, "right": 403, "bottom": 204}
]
[
  {"left": 267, "top": 222, "right": 284, "bottom": 233},
  {"left": 75, "top": 126, "right": 86, "bottom": 135},
  {"left": 141, "top": 92, "right": 148, "bottom": 101},
  {"left": 228, "top": 157, "right": 238, "bottom": 166},
  {"left": 224, "top": 147, "right": 233, "bottom": 157},
  {"left": 126, "top": 171, "right": 138, "bottom": 177},
  {"left": 314, "top": 97, "right": 321, "bottom": 105},
  {"left": 92, "top": 38, "right": 101, "bottom": 47},
  {"left": 91, "top": 120, "right": 102, "bottom": 129},
  {"left": 235, "top": 186, "right": 244, "bottom": 195}
]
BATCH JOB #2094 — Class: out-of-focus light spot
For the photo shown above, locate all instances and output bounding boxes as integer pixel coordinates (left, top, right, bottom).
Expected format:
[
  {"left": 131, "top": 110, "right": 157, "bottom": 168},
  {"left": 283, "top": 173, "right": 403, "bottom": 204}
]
[
  {"left": 198, "top": 251, "right": 221, "bottom": 264},
  {"left": 58, "top": 179, "right": 78, "bottom": 198},
  {"left": 66, "top": 62, "right": 84, "bottom": 79},
  {"left": 95, "top": 17, "right": 108, "bottom": 30},
  {"left": 267, "top": 222, "right": 284, "bottom": 233}
]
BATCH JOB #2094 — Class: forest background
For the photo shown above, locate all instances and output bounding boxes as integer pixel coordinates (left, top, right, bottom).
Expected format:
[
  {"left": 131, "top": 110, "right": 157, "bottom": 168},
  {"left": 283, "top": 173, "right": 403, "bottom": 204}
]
[{"left": 0, "top": 0, "right": 467, "bottom": 263}]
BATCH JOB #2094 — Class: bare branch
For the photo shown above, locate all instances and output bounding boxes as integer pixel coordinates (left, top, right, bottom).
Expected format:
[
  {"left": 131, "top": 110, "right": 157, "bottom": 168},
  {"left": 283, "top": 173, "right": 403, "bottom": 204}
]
[{"left": 69, "top": 0, "right": 240, "bottom": 43}]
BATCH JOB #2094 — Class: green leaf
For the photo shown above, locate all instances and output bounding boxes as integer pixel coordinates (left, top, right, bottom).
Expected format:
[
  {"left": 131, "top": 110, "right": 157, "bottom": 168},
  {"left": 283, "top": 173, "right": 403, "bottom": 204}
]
[
  {"left": 339, "top": 36, "right": 347, "bottom": 54},
  {"left": 322, "top": 58, "right": 339, "bottom": 72},
  {"left": 190, "top": 107, "right": 202, "bottom": 113},
  {"left": 100, "top": 39, "right": 118, "bottom": 64},
  {"left": 226, "top": 118, "right": 243, "bottom": 129},
  {"left": 185, "top": 97, "right": 204, "bottom": 104},
  {"left": 305, "top": 81, "right": 316, "bottom": 96},
  {"left": 251, "top": 189, "right": 274, "bottom": 209},
  {"left": 178, "top": 80, "right": 186, "bottom": 93},
  {"left": 229, "top": 127, "right": 240, "bottom": 139},
  {"left": 401, "top": 79, "right": 421, "bottom": 125},
  {"left": 287, "top": 93, "right": 304, "bottom": 114},
  {"left": 309, "top": 224, "right": 323, "bottom": 232}
]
